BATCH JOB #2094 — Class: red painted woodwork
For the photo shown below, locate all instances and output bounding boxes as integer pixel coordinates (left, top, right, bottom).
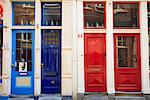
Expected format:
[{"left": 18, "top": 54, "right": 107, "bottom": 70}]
[
  {"left": 0, "top": 4, "right": 3, "bottom": 18},
  {"left": 114, "top": 33, "right": 141, "bottom": 92},
  {"left": 84, "top": 33, "right": 106, "bottom": 92}
]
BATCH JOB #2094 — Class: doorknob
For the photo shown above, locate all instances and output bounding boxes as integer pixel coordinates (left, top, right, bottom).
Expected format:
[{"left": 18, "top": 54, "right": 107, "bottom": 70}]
[
  {"left": 41, "top": 63, "right": 44, "bottom": 68},
  {"left": 11, "top": 64, "right": 14, "bottom": 67}
]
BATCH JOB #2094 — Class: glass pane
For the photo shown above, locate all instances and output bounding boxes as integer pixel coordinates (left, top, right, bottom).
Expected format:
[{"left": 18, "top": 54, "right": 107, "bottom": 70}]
[
  {"left": 149, "top": 31, "right": 150, "bottom": 68},
  {"left": 13, "top": 2, "right": 35, "bottom": 25},
  {"left": 16, "top": 33, "right": 32, "bottom": 71},
  {"left": 0, "top": 27, "right": 2, "bottom": 80},
  {"left": 42, "top": 30, "right": 60, "bottom": 46},
  {"left": 84, "top": 2, "right": 105, "bottom": 28},
  {"left": 148, "top": 3, "right": 150, "bottom": 28},
  {"left": 42, "top": 3, "right": 62, "bottom": 26},
  {"left": 116, "top": 37, "right": 137, "bottom": 67},
  {"left": 113, "top": 3, "right": 139, "bottom": 28}
]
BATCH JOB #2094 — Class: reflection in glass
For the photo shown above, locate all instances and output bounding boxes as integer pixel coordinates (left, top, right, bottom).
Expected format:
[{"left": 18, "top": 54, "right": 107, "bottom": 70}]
[
  {"left": 42, "top": 3, "right": 62, "bottom": 26},
  {"left": 84, "top": 2, "right": 105, "bottom": 28},
  {"left": 13, "top": 2, "right": 35, "bottom": 25},
  {"left": 148, "top": 31, "right": 150, "bottom": 68},
  {"left": 42, "top": 30, "right": 60, "bottom": 46},
  {"left": 113, "top": 3, "right": 139, "bottom": 28},
  {"left": 0, "top": 28, "right": 2, "bottom": 81},
  {"left": 16, "top": 33, "right": 32, "bottom": 71},
  {"left": 116, "top": 37, "right": 137, "bottom": 67},
  {"left": 148, "top": 4, "right": 150, "bottom": 28}
]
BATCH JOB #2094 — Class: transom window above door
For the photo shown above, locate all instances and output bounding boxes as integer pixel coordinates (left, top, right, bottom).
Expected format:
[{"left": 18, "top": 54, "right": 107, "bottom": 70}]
[
  {"left": 83, "top": 2, "right": 106, "bottom": 29},
  {"left": 42, "top": 2, "right": 62, "bottom": 26},
  {"left": 13, "top": 2, "right": 35, "bottom": 26},
  {"left": 113, "top": 3, "right": 139, "bottom": 29}
]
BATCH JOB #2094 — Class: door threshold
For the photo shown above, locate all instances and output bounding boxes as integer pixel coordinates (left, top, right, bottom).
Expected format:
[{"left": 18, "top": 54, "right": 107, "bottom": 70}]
[
  {"left": 40, "top": 94, "right": 61, "bottom": 97},
  {"left": 115, "top": 91, "right": 143, "bottom": 97},
  {"left": 84, "top": 92, "right": 108, "bottom": 96},
  {"left": 9, "top": 94, "right": 34, "bottom": 98},
  {"left": 115, "top": 91, "right": 143, "bottom": 94}
]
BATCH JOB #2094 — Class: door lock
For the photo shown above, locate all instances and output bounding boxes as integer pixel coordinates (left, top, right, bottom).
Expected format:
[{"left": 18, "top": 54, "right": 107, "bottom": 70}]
[{"left": 41, "top": 63, "right": 44, "bottom": 68}]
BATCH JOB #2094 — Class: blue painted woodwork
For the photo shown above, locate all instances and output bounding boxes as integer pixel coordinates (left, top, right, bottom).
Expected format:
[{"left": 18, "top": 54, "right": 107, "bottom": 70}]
[
  {"left": 41, "top": 30, "right": 61, "bottom": 94},
  {"left": 11, "top": 30, "right": 34, "bottom": 94}
]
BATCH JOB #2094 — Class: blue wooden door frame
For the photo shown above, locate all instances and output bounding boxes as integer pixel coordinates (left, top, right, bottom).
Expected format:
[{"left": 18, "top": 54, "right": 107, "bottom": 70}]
[
  {"left": 11, "top": 30, "right": 34, "bottom": 95},
  {"left": 41, "top": 30, "right": 61, "bottom": 94}
]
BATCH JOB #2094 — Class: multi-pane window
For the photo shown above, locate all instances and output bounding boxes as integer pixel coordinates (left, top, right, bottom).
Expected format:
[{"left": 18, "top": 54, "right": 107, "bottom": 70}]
[
  {"left": 42, "top": 2, "right": 62, "bottom": 26},
  {"left": 83, "top": 2, "right": 105, "bottom": 29},
  {"left": 113, "top": 3, "right": 139, "bottom": 28},
  {"left": 116, "top": 36, "right": 137, "bottom": 67},
  {"left": 16, "top": 33, "right": 32, "bottom": 71},
  {"left": 13, "top": 2, "right": 35, "bottom": 25}
]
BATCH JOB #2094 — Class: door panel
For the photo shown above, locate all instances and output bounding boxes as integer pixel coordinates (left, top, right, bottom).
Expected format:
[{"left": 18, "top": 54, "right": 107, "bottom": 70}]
[
  {"left": 84, "top": 34, "right": 106, "bottom": 92},
  {"left": 41, "top": 30, "right": 61, "bottom": 94},
  {"left": 11, "top": 30, "right": 34, "bottom": 94},
  {"left": 114, "top": 33, "right": 141, "bottom": 92}
]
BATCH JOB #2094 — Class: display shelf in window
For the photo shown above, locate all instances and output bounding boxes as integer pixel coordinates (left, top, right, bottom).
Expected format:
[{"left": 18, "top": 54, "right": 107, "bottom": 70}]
[
  {"left": 113, "top": 2, "right": 140, "bottom": 29},
  {"left": 83, "top": 2, "right": 106, "bottom": 29},
  {"left": 42, "top": 2, "right": 62, "bottom": 26},
  {"left": 12, "top": 2, "right": 35, "bottom": 26}
]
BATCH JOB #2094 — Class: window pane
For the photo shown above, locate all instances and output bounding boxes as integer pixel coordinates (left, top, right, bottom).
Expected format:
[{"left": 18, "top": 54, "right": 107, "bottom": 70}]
[
  {"left": 84, "top": 2, "right": 105, "bottom": 28},
  {"left": 0, "top": 27, "right": 2, "bottom": 83},
  {"left": 16, "top": 33, "right": 32, "bottom": 71},
  {"left": 149, "top": 31, "right": 150, "bottom": 68},
  {"left": 148, "top": 3, "right": 150, "bottom": 28},
  {"left": 42, "top": 3, "right": 62, "bottom": 26},
  {"left": 13, "top": 2, "right": 35, "bottom": 25},
  {"left": 116, "top": 37, "right": 137, "bottom": 67},
  {"left": 113, "top": 3, "right": 139, "bottom": 28}
]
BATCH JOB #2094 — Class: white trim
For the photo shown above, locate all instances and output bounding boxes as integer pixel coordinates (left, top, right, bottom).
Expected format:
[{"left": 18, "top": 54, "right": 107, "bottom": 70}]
[
  {"left": 84, "top": 29, "right": 106, "bottom": 33},
  {"left": 11, "top": 26, "right": 35, "bottom": 30},
  {"left": 106, "top": 1, "right": 115, "bottom": 94},
  {"left": 113, "top": 29, "right": 141, "bottom": 33},
  {"left": 34, "top": 0, "right": 41, "bottom": 96},
  {"left": 41, "top": 26, "right": 62, "bottom": 29},
  {"left": 77, "top": 0, "right": 85, "bottom": 93},
  {"left": 140, "top": 1, "right": 150, "bottom": 94}
]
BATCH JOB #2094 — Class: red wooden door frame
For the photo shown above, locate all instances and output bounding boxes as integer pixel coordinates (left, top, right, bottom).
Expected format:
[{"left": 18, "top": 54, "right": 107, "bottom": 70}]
[
  {"left": 114, "top": 33, "right": 141, "bottom": 92},
  {"left": 84, "top": 33, "right": 107, "bottom": 92}
]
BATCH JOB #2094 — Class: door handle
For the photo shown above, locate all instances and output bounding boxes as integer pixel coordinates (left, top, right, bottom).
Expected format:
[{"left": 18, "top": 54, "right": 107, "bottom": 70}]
[
  {"left": 41, "top": 63, "right": 44, "bottom": 68},
  {"left": 11, "top": 64, "right": 14, "bottom": 68}
]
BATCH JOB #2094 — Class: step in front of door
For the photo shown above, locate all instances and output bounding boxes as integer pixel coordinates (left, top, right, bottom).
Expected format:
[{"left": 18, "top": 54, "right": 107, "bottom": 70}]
[
  {"left": 39, "top": 96, "right": 62, "bottom": 100},
  {"left": 8, "top": 98, "right": 34, "bottom": 100},
  {"left": 83, "top": 95, "right": 109, "bottom": 100},
  {"left": 114, "top": 96, "right": 145, "bottom": 100}
]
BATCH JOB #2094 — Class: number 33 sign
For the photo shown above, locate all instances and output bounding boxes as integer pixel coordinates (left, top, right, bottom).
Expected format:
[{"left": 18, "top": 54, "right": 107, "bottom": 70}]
[{"left": 0, "top": 4, "right": 3, "bottom": 18}]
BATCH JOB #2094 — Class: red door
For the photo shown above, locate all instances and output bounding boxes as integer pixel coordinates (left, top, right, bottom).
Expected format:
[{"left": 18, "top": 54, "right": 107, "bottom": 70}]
[
  {"left": 114, "top": 33, "right": 141, "bottom": 92},
  {"left": 84, "top": 34, "right": 106, "bottom": 92}
]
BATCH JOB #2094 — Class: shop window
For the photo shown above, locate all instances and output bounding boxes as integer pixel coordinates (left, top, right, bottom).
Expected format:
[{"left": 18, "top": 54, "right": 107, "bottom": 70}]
[
  {"left": 83, "top": 2, "right": 105, "bottom": 29},
  {"left": 113, "top": 3, "right": 139, "bottom": 28},
  {"left": 148, "top": 30, "right": 150, "bottom": 68},
  {"left": 116, "top": 36, "right": 137, "bottom": 67},
  {"left": 0, "top": 21, "right": 3, "bottom": 83},
  {"left": 148, "top": 3, "right": 150, "bottom": 28},
  {"left": 42, "top": 2, "right": 62, "bottom": 26},
  {"left": 13, "top": 2, "right": 35, "bottom": 26}
]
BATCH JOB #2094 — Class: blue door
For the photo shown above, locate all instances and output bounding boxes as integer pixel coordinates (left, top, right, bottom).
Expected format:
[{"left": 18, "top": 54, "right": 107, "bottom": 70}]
[
  {"left": 11, "top": 30, "right": 34, "bottom": 95},
  {"left": 41, "top": 30, "right": 61, "bottom": 94}
]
